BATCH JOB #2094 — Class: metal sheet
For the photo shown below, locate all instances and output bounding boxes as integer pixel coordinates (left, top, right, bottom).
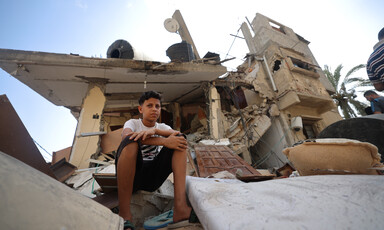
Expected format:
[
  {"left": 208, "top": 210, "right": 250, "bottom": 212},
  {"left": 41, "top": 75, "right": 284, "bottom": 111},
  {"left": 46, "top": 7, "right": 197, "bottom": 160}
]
[{"left": 0, "top": 94, "right": 56, "bottom": 178}]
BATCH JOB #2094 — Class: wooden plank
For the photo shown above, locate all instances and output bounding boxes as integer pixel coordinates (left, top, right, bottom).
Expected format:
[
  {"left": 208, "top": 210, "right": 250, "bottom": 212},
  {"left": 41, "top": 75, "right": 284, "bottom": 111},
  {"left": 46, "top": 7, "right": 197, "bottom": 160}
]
[
  {"left": 50, "top": 158, "right": 77, "bottom": 182},
  {"left": 52, "top": 146, "right": 72, "bottom": 165},
  {"left": 92, "top": 190, "right": 119, "bottom": 209},
  {"left": 187, "top": 149, "right": 199, "bottom": 177},
  {"left": 195, "top": 145, "right": 268, "bottom": 181},
  {"left": 93, "top": 173, "right": 117, "bottom": 193},
  {"left": 101, "top": 128, "right": 123, "bottom": 154}
]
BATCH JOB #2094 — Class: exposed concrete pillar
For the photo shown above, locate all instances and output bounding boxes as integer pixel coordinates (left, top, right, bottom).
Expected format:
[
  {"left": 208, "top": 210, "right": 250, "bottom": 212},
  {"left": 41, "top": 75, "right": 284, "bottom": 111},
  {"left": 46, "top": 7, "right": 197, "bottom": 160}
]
[
  {"left": 209, "top": 85, "right": 221, "bottom": 139},
  {"left": 69, "top": 85, "right": 106, "bottom": 169},
  {"left": 171, "top": 102, "right": 181, "bottom": 131}
]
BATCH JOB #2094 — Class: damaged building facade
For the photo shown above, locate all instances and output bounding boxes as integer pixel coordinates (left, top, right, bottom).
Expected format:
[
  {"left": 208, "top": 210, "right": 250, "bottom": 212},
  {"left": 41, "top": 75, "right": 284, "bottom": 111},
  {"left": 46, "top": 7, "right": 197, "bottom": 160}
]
[
  {"left": 206, "top": 13, "right": 342, "bottom": 168},
  {"left": 4, "top": 11, "right": 384, "bottom": 230},
  {"left": 0, "top": 13, "right": 340, "bottom": 172}
]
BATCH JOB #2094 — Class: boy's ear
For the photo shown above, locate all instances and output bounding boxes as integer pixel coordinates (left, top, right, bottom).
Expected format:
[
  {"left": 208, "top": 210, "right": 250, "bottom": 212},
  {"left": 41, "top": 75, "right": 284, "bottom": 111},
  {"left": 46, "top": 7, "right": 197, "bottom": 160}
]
[{"left": 138, "top": 105, "right": 143, "bottom": 114}]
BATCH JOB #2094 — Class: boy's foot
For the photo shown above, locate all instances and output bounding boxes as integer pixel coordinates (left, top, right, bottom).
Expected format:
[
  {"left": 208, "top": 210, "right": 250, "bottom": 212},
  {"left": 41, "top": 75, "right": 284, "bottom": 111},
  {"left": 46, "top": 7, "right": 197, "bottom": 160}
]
[
  {"left": 173, "top": 206, "right": 192, "bottom": 223},
  {"left": 168, "top": 209, "right": 200, "bottom": 229}
]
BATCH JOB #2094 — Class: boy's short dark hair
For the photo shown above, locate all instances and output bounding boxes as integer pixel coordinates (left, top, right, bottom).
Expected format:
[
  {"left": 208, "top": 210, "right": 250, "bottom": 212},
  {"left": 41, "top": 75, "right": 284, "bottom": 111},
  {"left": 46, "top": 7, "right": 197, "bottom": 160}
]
[
  {"left": 364, "top": 90, "right": 378, "bottom": 97},
  {"left": 138, "top": 91, "right": 162, "bottom": 105}
]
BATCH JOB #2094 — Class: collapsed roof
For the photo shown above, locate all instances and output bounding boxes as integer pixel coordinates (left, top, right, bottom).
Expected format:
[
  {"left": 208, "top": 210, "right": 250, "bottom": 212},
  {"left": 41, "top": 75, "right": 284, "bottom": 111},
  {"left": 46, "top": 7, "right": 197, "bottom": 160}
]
[{"left": 0, "top": 49, "right": 227, "bottom": 114}]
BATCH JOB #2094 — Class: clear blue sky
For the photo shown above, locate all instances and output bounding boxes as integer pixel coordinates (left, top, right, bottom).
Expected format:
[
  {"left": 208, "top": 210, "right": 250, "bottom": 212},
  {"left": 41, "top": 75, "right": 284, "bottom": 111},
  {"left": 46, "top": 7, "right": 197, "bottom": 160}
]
[{"left": 1, "top": 0, "right": 383, "bottom": 161}]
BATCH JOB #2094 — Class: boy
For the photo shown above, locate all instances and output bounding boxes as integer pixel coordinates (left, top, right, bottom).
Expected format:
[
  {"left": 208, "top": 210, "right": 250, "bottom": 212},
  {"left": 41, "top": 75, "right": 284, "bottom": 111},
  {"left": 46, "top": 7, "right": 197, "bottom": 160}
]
[{"left": 116, "top": 91, "right": 192, "bottom": 229}]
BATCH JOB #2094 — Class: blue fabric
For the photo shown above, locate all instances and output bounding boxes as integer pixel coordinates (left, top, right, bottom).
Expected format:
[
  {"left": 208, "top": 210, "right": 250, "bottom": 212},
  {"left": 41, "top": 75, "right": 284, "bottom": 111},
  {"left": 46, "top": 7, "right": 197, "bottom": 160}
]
[
  {"left": 143, "top": 210, "right": 174, "bottom": 230},
  {"left": 371, "top": 96, "right": 384, "bottom": 113},
  {"left": 367, "top": 43, "right": 384, "bottom": 84}
]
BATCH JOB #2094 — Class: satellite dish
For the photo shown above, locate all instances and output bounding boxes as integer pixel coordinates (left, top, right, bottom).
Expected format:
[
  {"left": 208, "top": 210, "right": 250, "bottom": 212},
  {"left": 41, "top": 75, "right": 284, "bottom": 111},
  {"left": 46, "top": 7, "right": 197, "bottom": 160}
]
[{"left": 164, "top": 18, "right": 179, "bottom": 33}]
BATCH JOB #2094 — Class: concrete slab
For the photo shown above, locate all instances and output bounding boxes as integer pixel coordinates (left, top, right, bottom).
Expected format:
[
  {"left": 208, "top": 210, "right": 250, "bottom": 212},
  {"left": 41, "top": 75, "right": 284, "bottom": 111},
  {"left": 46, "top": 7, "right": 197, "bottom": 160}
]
[{"left": 186, "top": 175, "right": 384, "bottom": 230}]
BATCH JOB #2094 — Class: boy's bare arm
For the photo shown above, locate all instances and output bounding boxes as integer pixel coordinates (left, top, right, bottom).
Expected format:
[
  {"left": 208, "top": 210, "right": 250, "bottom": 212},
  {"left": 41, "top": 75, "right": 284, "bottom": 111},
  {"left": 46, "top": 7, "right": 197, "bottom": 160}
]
[
  {"left": 129, "top": 128, "right": 179, "bottom": 141},
  {"left": 154, "top": 128, "right": 177, "bottom": 137},
  {"left": 142, "top": 133, "right": 187, "bottom": 151},
  {"left": 121, "top": 128, "right": 134, "bottom": 140},
  {"left": 122, "top": 128, "right": 186, "bottom": 150}
]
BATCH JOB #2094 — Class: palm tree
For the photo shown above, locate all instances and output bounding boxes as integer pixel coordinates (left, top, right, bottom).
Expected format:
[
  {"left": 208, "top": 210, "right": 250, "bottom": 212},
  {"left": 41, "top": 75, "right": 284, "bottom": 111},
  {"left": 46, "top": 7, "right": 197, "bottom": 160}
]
[{"left": 323, "top": 64, "right": 369, "bottom": 119}]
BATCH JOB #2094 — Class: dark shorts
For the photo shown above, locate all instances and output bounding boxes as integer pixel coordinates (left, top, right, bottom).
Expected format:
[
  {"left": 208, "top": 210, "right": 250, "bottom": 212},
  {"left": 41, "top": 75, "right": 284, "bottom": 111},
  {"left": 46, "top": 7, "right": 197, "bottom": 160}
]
[{"left": 115, "top": 136, "right": 174, "bottom": 192}]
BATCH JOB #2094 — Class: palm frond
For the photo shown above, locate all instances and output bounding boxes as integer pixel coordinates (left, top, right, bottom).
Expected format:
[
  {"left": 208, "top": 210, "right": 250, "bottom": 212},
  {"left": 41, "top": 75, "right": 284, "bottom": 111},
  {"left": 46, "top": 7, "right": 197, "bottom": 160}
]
[
  {"left": 345, "top": 64, "right": 366, "bottom": 79},
  {"left": 345, "top": 77, "right": 368, "bottom": 85},
  {"left": 324, "top": 63, "right": 369, "bottom": 119},
  {"left": 333, "top": 64, "right": 343, "bottom": 88},
  {"left": 323, "top": 65, "right": 338, "bottom": 90},
  {"left": 357, "top": 81, "right": 374, "bottom": 87},
  {"left": 346, "top": 103, "right": 358, "bottom": 118},
  {"left": 339, "top": 99, "right": 352, "bottom": 118},
  {"left": 348, "top": 99, "right": 369, "bottom": 116}
]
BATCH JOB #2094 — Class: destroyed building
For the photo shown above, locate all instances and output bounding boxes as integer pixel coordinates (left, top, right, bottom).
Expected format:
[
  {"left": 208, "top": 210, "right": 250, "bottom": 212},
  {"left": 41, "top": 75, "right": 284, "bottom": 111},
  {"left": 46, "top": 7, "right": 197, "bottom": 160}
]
[
  {"left": 0, "top": 13, "right": 341, "bottom": 172},
  {"left": 0, "top": 12, "right": 362, "bottom": 229}
]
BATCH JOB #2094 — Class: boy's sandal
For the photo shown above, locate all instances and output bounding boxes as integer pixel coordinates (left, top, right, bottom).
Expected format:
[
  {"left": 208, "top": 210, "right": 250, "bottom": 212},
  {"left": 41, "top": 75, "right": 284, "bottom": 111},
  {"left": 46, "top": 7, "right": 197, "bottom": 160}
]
[
  {"left": 143, "top": 209, "right": 174, "bottom": 229},
  {"left": 123, "top": 220, "right": 135, "bottom": 230}
]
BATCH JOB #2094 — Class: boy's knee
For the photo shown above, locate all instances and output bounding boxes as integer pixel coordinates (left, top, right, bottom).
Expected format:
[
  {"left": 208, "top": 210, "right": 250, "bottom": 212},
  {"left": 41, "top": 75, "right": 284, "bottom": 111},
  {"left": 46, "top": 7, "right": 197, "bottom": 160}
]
[
  {"left": 173, "top": 148, "right": 187, "bottom": 155},
  {"left": 122, "top": 141, "right": 138, "bottom": 152}
]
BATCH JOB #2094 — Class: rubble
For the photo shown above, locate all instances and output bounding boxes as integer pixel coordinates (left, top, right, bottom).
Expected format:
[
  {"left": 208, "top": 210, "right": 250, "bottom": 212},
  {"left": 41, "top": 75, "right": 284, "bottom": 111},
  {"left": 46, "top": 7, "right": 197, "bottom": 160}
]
[{"left": 5, "top": 10, "right": 383, "bottom": 230}]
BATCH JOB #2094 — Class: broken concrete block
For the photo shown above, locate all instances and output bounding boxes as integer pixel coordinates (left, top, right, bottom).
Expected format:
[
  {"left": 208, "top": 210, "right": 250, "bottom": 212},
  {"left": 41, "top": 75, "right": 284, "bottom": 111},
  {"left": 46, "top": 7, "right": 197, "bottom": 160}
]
[
  {"left": 250, "top": 115, "right": 271, "bottom": 143},
  {"left": 244, "top": 63, "right": 260, "bottom": 82},
  {"left": 208, "top": 170, "right": 237, "bottom": 179},
  {"left": 243, "top": 88, "right": 264, "bottom": 106},
  {"left": 199, "top": 139, "right": 231, "bottom": 146},
  {"left": 269, "top": 104, "right": 280, "bottom": 116}
]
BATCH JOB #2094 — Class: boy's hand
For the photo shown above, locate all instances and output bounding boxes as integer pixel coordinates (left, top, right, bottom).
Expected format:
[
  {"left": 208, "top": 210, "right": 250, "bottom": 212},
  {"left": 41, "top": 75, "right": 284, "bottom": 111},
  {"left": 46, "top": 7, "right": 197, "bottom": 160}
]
[
  {"left": 164, "top": 132, "right": 188, "bottom": 151},
  {"left": 129, "top": 128, "right": 156, "bottom": 141}
]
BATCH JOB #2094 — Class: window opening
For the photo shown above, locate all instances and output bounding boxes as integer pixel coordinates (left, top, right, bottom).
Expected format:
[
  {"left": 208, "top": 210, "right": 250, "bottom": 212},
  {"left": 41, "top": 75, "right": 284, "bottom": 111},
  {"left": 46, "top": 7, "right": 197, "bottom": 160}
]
[
  {"left": 290, "top": 57, "right": 317, "bottom": 73},
  {"left": 273, "top": 60, "right": 281, "bottom": 72},
  {"left": 110, "top": 125, "right": 123, "bottom": 131},
  {"left": 303, "top": 124, "right": 316, "bottom": 139},
  {"left": 269, "top": 21, "right": 285, "bottom": 34}
]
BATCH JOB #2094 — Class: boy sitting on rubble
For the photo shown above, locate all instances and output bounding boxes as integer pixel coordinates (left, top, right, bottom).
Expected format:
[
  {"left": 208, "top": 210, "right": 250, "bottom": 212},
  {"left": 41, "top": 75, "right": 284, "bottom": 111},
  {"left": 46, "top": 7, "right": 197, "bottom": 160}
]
[{"left": 116, "top": 91, "right": 192, "bottom": 229}]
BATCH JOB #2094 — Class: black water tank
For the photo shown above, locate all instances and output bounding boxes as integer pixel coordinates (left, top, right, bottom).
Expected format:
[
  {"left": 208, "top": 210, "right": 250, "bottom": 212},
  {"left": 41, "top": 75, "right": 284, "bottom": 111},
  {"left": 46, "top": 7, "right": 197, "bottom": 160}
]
[
  {"left": 107, "top": 39, "right": 134, "bottom": 59},
  {"left": 318, "top": 114, "right": 384, "bottom": 160},
  {"left": 166, "top": 41, "right": 195, "bottom": 62}
]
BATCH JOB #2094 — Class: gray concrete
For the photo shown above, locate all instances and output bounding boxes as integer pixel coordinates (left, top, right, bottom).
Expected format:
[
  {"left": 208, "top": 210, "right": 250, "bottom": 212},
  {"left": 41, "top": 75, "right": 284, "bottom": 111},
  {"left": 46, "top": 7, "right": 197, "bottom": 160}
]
[{"left": 0, "top": 151, "right": 123, "bottom": 230}]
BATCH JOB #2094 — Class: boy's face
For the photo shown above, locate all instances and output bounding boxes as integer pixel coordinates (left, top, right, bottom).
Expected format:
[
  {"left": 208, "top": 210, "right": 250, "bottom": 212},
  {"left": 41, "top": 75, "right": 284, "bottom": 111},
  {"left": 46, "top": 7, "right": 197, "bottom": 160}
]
[{"left": 138, "top": 97, "right": 161, "bottom": 122}]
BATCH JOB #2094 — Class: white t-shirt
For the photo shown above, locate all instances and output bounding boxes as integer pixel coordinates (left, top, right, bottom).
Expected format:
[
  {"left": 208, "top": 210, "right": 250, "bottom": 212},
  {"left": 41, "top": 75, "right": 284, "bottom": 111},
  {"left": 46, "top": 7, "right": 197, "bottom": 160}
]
[{"left": 123, "top": 119, "right": 172, "bottom": 161}]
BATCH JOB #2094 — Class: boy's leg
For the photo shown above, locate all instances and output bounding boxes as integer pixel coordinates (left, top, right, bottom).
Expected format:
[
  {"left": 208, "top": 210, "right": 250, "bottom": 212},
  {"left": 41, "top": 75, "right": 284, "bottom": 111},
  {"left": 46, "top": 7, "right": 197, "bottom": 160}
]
[
  {"left": 117, "top": 142, "right": 139, "bottom": 222},
  {"left": 172, "top": 148, "right": 192, "bottom": 222}
]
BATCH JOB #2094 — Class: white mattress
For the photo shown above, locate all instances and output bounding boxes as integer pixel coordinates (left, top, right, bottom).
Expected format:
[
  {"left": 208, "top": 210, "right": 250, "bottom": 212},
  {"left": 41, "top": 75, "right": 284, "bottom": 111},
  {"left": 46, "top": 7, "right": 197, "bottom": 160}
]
[{"left": 186, "top": 175, "right": 384, "bottom": 230}]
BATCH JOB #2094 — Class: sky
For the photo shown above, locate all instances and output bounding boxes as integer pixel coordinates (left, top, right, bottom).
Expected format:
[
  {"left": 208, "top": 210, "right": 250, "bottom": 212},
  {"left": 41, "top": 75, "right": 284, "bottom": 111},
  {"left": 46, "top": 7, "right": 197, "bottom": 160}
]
[{"left": 0, "top": 0, "right": 383, "bottom": 161}]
